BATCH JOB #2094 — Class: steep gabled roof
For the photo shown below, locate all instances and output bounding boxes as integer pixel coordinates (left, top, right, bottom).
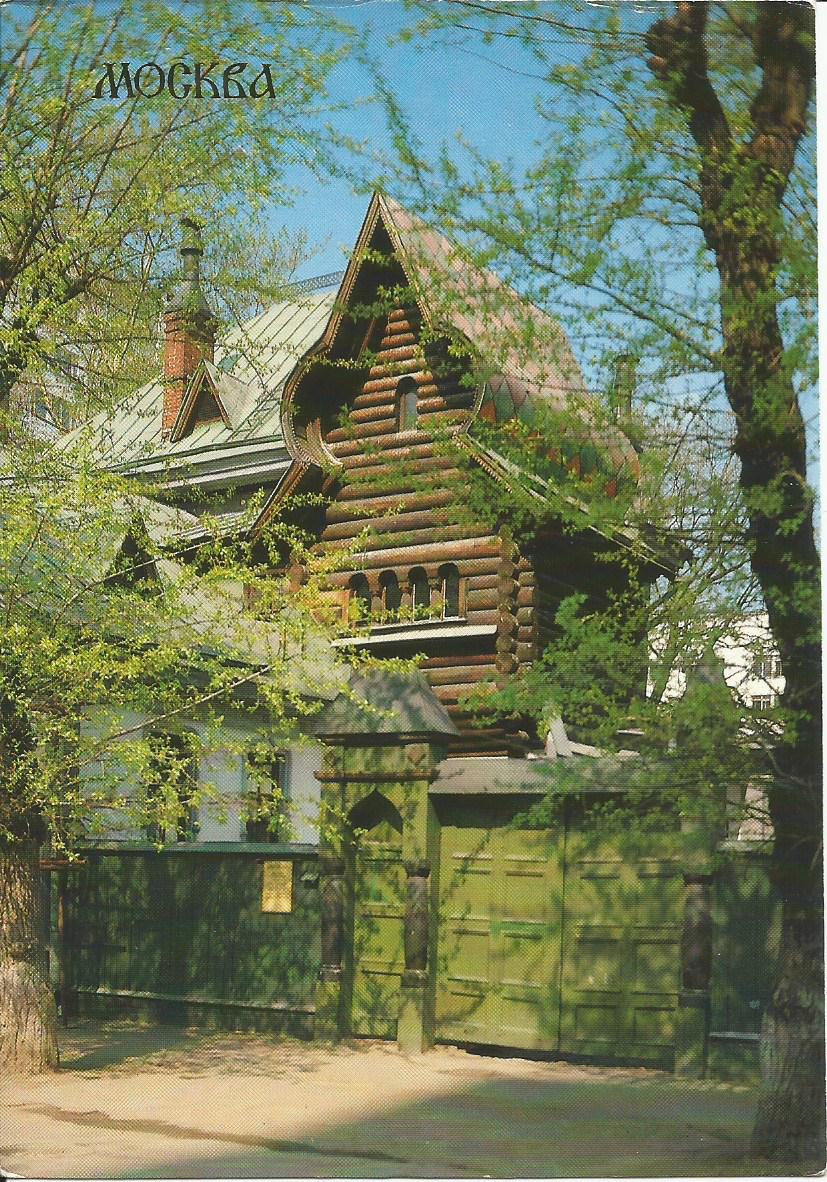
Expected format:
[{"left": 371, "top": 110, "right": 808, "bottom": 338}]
[
  {"left": 299, "top": 193, "right": 586, "bottom": 401},
  {"left": 279, "top": 192, "right": 639, "bottom": 480}
]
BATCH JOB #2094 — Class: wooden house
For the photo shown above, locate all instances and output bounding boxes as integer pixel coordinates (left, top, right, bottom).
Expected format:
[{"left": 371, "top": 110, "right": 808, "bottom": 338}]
[
  {"left": 56, "top": 195, "right": 776, "bottom": 1077},
  {"left": 255, "top": 193, "right": 666, "bottom": 755}
]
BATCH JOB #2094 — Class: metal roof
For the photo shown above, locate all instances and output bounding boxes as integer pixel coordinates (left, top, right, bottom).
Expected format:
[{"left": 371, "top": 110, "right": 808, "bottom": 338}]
[
  {"left": 429, "top": 750, "right": 643, "bottom": 795},
  {"left": 309, "top": 668, "right": 458, "bottom": 739},
  {"left": 62, "top": 289, "right": 335, "bottom": 474}
]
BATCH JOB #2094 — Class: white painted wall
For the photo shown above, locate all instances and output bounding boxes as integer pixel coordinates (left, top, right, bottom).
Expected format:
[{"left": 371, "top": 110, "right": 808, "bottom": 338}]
[
  {"left": 286, "top": 743, "right": 323, "bottom": 843},
  {"left": 80, "top": 707, "right": 323, "bottom": 845},
  {"left": 196, "top": 746, "right": 245, "bottom": 841}
]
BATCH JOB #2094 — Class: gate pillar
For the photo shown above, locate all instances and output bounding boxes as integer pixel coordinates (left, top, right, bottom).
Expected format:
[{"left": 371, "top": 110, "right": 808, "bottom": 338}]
[
  {"left": 675, "top": 870, "right": 714, "bottom": 1076},
  {"left": 316, "top": 850, "right": 346, "bottom": 1038},
  {"left": 398, "top": 858, "right": 431, "bottom": 1053}
]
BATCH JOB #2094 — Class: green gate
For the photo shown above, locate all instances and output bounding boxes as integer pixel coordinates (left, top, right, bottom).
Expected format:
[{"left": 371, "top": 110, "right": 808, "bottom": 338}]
[
  {"left": 435, "top": 801, "right": 563, "bottom": 1050},
  {"left": 559, "top": 828, "right": 682, "bottom": 1065},
  {"left": 434, "top": 799, "right": 682, "bottom": 1064}
]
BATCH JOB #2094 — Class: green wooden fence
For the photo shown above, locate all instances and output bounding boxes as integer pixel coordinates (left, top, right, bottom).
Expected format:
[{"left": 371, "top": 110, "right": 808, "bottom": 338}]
[
  {"left": 708, "top": 849, "right": 779, "bottom": 1079},
  {"left": 62, "top": 844, "right": 320, "bottom": 1033},
  {"left": 56, "top": 839, "right": 778, "bottom": 1075}
]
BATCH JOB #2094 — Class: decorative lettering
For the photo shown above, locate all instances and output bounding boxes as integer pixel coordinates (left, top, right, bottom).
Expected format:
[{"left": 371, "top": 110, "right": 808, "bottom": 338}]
[
  {"left": 92, "top": 60, "right": 277, "bottom": 99},
  {"left": 193, "top": 61, "right": 220, "bottom": 99},
  {"left": 222, "top": 62, "right": 248, "bottom": 98},
  {"left": 93, "top": 63, "right": 134, "bottom": 99},
  {"left": 249, "top": 64, "right": 276, "bottom": 99},
  {"left": 133, "top": 62, "right": 165, "bottom": 98},
  {"left": 167, "top": 62, "right": 192, "bottom": 99}
]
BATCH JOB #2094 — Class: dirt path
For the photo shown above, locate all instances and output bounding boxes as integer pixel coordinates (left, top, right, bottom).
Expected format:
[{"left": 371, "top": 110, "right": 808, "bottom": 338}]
[{"left": 1, "top": 1021, "right": 767, "bottom": 1178}]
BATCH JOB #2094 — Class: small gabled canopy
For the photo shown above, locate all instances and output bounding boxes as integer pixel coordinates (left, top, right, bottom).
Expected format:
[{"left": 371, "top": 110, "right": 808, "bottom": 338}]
[
  {"left": 309, "top": 668, "right": 458, "bottom": 740},
  {"left": 169, "top": 360, "right": 261, "bottom": 443}
]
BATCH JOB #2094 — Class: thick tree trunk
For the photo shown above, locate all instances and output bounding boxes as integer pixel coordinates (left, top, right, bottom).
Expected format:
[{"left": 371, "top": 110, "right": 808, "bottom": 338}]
[
  {"left": 645, "top": 5, "right": 822, "bottom": 1166},
  {"left": 751, "top": 895, "right": 825, "bottom": 1170},
  {"left": 0, "top": 841, "right": 59, "bottom": 1073}
]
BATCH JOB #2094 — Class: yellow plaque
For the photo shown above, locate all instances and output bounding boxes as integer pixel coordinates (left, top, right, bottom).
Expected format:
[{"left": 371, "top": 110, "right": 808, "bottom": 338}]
[{"left": 261, "top": 860, "right": 293, "bottom": 913}]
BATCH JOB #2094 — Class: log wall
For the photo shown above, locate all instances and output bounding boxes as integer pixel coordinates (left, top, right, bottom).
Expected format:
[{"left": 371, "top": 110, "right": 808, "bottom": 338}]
[{"left": 313, "top": 305, "right": 537, "bottom": 753}]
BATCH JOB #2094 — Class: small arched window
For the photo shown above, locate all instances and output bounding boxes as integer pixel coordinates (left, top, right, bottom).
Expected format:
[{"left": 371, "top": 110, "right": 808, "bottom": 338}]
[
  {"left": 409, "top": 567, "right": 430, "bottom": 616},
  {"left": 396, "top": 377, "right": 418, "bottom": 433},
  {"left": 379, "top": 570, "right": 401, "bottom": 617},
  {"left": 349, "top": 573, "right": 371, "bottom": 619},
  {"left": 438, "top": 563, "right": 461, "bottom": 618}
]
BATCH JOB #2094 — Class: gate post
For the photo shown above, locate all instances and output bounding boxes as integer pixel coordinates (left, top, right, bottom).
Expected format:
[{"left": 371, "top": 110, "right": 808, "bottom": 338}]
[
  {"left": 316, "top": 851, "right": 346, "bottom": 1038},
  {"left": 398, "top": 856, "right": 432, "bottom": 1053},
  {"left": 675, "top": 870, "right": 714, "bottom": 1076}
]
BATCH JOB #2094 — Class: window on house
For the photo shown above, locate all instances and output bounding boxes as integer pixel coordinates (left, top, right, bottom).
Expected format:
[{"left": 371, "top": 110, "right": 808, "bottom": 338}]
[
  {"left": 349, "top": 573, "right": 371, "bottom": 619},
  {"left": 751, "top": 694, "right": 776, "bottom": 710},
  {"left": 396, "top": 376, "right": 418, "bottom": 432},
  {"left": 192, "top": 383, "right": 223, "bottom": 425},
  {"left": 143, "top": 731, "right": 199, "bottom": 843},
  {"left": 437, "top": 563, "right": 461, "bottom": 618},
  {"left": 753, "top": 653, "right": 782, "bottom": 680},
  {"left": 379, "top": 570, "right": 401, "bottom": 617},
  {"left": 244, "top": 751, "right": 288, "bottom": 842},
  {"left": 409, "top": 567, "right": 430, "bottom": 616}
]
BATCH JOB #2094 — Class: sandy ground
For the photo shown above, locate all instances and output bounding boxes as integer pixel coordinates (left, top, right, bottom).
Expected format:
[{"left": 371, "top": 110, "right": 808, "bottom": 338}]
[{"left": 1, "top": 1020, "right": 768, "bottom": 1179}]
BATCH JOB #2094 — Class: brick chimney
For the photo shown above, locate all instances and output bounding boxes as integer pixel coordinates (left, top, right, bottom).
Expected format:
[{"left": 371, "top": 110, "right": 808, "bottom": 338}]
[{"left": 162, "top": 218, "right": 216, "bottom": 437}]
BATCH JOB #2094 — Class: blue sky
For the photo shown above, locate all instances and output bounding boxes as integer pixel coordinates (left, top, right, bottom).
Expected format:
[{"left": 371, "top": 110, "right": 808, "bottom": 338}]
[{"left": 274, "top": 0, "right": 592, "bottom": 277}]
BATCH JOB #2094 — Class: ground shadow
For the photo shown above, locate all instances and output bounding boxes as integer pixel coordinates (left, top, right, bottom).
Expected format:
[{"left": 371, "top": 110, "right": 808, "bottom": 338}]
[
  {"left": 28, "top": 1033, "right": 771, "bottom": 1180},
  {"left": 57, "top": 1021, "right": 205, "bottom": 1072},
  {"left": 126, "top": 1072, "right": 773, "bottom": 1180}
]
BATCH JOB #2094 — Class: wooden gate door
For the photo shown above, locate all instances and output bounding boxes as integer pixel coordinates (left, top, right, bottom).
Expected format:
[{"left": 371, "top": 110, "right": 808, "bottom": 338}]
[
  {"left": 350, "top": 805, "right": 406, "bottom": 1038},
  {"left": 435, "top": 807, "right": 564, "bottom": 1051},
  {"left": 558, "top": 826, "right": 682, "bottom": 1066}
]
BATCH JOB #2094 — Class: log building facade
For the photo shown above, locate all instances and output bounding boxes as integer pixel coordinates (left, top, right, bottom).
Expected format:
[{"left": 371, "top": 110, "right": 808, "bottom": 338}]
[
  {"left": 57, "top": 194, "right": 775, "bottom": 1077},
  {"left": 258, "top": 193, "right": 654, "bottom": 755}
]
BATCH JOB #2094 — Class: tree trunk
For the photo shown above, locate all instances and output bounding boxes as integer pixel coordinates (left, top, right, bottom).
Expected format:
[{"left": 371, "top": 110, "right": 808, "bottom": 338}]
[
  {"left": 645, "top": 5, "right": 822, "bottom": 1164},
  {"left": 752, "top": 896, "right": 825, "bottom": 1170},
  {"left": 0, "top": 841, "right": 59, "bottom": 1073}
]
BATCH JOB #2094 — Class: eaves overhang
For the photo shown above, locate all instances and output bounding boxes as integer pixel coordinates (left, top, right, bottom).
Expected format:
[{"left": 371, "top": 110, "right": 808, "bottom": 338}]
[{"left": 112, "top": 438, "right": 292, "bottom": 493}]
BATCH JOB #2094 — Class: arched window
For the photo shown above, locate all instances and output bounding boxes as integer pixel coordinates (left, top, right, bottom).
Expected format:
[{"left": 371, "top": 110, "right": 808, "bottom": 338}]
[
  {"left": 349, "top": 573, "right": 371, "bottom": 619},
  {"left": 379, "top": 570, "right": 401, "bottom": 617},
  {"left": 438, "top": 563, "right": 461, "bottom": 618},
  {"left": 409, "top": 567, "right": 430, "bottom": 616},
  {"left": 396, "top": 376, "right": 418, "bottom": 432}
]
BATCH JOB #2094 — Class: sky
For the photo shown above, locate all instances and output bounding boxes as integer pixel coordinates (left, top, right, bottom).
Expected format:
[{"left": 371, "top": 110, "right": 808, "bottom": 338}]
[{"left": 270, "top": 0, "right": 606, "bottom": 278}]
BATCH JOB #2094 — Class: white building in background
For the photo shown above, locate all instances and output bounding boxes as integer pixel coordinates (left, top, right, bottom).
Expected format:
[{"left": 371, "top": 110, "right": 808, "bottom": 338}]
[
  {"left": 716, "top": 613, "right": 785, "bottom": 710},
  {"left": 652, "top": 612, "right": 784, "bottom": 710},
  {"left": 649, "top": 612, "right": 782, "bottom": 845}
]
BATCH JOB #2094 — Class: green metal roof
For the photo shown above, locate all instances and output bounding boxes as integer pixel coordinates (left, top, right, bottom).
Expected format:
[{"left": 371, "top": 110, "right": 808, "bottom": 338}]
[
  {"left": 62, "top": 290, "right": 335, "bottom": 472},
  {"left": 309, "top": 668, "right": 458, "bottom": 739}
]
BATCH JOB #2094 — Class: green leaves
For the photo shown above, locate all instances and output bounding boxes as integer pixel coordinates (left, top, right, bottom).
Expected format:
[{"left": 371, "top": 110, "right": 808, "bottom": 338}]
[{"left": 0, "top": 0, "right": 357, "bottom": 415}]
